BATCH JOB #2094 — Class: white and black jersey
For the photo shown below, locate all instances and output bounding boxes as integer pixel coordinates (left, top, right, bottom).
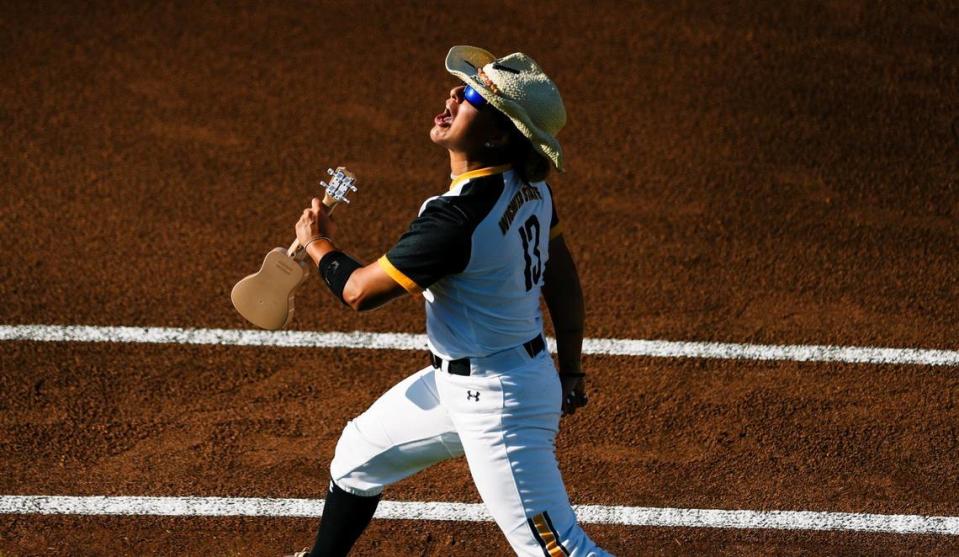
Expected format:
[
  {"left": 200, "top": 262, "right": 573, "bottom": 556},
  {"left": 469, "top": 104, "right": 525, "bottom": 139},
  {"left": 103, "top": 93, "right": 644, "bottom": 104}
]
[{"left": 377, "top": 165, "right": 562, "bottom": 360}]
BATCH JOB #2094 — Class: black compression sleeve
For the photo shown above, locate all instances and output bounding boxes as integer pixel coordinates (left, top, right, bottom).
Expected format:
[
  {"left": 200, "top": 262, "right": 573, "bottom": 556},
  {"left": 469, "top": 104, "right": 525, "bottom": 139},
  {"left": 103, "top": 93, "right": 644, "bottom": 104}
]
[{"left": 318, "top": 251, "right": 363, "bottom": 305}]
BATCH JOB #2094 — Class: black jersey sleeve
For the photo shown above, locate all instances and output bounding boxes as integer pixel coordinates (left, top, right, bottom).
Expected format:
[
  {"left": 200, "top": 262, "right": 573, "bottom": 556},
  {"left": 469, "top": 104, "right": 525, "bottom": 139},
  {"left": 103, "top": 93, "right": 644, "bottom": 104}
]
[{"left": 377, "top": 197, "right": 473, "bottom": 292}]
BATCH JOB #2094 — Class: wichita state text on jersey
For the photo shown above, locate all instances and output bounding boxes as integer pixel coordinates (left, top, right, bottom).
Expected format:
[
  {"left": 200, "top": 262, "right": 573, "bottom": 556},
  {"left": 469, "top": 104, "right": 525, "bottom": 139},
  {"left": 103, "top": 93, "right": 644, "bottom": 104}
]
[{"left": 498, "top": 182, "right": 543, "bottom": 234}]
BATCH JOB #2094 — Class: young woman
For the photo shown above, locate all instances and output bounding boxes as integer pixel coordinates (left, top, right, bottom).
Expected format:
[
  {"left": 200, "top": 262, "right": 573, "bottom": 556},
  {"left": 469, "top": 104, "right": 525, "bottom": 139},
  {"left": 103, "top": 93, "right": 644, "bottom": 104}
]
[{"left": 290, "top": 46, "right": 609, "bottom": 556}]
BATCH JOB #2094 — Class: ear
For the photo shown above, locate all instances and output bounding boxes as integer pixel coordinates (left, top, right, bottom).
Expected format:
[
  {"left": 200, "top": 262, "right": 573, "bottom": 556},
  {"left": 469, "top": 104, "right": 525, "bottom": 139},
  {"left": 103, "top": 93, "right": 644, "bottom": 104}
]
[{"left": 485, "top": 130, "right": 511, "bottom": 149}]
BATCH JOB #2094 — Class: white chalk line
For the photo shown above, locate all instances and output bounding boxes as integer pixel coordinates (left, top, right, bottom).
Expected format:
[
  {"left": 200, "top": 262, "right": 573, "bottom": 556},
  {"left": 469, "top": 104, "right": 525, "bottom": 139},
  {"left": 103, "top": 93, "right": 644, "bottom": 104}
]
[
  {"left": 1, "top": 495, "right": 957, "bottom": 535},
  {"left": 1, "top": 324, "right": 957, "bottom": 367},
  {"left": 2, "top": 330, "right": 956, "bottom": 537}
]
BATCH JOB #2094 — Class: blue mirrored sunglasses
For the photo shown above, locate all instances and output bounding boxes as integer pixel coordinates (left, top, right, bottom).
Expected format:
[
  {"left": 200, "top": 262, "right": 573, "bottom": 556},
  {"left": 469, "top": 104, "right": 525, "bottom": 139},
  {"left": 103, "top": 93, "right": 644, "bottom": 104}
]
[{"left": 463, "top": 85, "right": 489, "bottom": 109}]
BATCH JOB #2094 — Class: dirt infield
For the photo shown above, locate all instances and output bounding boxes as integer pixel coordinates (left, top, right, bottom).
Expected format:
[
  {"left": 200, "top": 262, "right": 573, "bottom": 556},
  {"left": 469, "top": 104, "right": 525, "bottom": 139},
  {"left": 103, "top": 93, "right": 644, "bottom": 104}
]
[{"left": 2, "top": 0, "right": 958, "bottom": 555}]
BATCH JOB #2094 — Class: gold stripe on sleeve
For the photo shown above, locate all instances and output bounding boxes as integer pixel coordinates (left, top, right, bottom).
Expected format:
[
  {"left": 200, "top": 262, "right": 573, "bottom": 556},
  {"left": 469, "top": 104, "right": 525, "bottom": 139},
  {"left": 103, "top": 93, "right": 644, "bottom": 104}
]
[
  {"left": 377, "top": 255, "right": 421, "bottom": 294},
  {"left": 549, "top": 223, "right": 563, "bottom": 240}
]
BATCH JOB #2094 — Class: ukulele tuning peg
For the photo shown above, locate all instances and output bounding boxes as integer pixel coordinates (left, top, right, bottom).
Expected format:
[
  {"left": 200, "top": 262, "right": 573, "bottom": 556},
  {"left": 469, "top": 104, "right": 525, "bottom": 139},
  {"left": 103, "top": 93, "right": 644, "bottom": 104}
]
[
  {"left": 327, "top": 168, "right": 335, "bottom": 176},
  {"left": 320, "top": 181, "right": 329, "bottom": 190}
]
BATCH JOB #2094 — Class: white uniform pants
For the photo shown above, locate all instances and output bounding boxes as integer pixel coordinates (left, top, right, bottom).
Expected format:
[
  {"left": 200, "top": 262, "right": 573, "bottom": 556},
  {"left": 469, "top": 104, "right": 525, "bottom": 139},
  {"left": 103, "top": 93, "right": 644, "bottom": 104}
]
[{"left": 329, "top": 348, "right": 610, "bottom": 557}]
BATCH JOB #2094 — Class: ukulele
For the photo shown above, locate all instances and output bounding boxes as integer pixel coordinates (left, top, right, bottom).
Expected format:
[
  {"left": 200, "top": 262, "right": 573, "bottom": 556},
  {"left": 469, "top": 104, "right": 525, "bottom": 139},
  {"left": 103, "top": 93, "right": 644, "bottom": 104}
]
[{"left": 231, "top": 167, "right": 358, "bottom": 330}]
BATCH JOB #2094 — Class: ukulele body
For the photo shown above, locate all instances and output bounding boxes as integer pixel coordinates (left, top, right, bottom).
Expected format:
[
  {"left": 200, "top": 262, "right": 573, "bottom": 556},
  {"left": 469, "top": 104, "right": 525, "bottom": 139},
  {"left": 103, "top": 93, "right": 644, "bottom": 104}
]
[
  {"left": 231, "top": 248, "right": 312, "bottom": 330},
  {"left": 231, "top": 166, "right": 356, "bottom": 330}
]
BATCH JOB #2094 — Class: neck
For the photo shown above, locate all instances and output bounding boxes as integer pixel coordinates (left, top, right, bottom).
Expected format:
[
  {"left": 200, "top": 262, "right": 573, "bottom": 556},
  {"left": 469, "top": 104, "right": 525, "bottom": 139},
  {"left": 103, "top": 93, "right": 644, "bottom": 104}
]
[{"left": 448, "top": 150, "right": 505, "bottom": 178}]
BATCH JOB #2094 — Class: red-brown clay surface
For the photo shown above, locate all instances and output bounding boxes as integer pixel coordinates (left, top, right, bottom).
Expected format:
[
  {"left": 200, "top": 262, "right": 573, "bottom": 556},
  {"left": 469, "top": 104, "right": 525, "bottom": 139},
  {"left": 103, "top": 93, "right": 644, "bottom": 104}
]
[{"left": 2, "top": 1, "right": 958, "bottom": 555}]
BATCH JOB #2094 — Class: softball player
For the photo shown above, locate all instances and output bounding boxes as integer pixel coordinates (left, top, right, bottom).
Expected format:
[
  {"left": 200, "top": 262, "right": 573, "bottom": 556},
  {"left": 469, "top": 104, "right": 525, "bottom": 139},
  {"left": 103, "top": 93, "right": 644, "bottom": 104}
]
[{"left": 290, "top": 46, "right": 609, "bottom": 557}]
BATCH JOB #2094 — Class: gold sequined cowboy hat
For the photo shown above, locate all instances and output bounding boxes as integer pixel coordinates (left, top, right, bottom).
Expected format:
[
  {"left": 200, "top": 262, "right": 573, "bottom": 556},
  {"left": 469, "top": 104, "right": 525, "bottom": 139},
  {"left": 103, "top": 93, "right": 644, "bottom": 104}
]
[{"left": 445, "top": 45, "right": 567, "bottom": 172}]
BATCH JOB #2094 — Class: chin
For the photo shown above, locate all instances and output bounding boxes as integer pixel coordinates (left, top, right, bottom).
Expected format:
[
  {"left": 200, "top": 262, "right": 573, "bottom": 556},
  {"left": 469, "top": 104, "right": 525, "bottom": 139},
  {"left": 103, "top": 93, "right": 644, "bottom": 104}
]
[{"left": 429, "top": 125, "right": 447, "bottom": 146}]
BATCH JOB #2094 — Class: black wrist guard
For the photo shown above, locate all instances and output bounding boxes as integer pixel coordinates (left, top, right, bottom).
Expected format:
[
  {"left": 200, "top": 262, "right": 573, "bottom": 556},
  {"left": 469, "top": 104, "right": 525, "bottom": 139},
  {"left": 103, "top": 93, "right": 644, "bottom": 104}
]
[{"left": 318, "top": 251, "right": 363, "bottom": 305}]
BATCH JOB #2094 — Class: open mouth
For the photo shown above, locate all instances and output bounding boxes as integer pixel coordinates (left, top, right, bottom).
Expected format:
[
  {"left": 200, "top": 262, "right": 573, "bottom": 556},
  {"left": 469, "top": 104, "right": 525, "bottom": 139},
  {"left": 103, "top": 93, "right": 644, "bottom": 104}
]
[{"left": 434, "top": 105, "right": 454, "bottom": 128}]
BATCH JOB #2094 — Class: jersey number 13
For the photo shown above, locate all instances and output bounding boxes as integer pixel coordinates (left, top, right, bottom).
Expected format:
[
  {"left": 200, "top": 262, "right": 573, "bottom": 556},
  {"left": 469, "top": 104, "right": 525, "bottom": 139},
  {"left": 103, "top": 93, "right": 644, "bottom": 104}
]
[{"left": 518, "top": 215, "right": 543, "bottom": 291}]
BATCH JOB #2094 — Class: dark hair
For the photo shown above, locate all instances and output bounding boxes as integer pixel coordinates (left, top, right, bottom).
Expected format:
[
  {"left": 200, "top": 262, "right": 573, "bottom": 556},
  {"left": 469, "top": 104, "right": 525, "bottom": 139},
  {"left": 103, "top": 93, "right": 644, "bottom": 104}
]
[{"left": 489, "top": 109, "right": 551, "bottom": 183}]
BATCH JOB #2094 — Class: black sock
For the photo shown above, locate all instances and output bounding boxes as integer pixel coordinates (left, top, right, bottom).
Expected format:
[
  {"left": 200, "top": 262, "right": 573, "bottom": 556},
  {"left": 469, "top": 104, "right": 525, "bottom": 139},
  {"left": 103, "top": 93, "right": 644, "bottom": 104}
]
[{"left": 309, "top": 481, "right": 381, "bottom": 557}]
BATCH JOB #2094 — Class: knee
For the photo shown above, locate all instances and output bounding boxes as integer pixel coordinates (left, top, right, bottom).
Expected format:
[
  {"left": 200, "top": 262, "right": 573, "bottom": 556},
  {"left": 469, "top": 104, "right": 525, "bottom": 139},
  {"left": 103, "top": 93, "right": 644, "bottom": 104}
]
[{"left": 329, "top": 420, "right": 386, "bottom": 497}]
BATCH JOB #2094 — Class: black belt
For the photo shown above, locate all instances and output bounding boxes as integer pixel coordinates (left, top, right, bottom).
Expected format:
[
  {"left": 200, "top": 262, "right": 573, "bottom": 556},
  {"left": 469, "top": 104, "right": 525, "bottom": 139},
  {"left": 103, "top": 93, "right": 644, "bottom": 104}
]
[{"left": 430, "top": 334, "right": 546, "bottom": 376}]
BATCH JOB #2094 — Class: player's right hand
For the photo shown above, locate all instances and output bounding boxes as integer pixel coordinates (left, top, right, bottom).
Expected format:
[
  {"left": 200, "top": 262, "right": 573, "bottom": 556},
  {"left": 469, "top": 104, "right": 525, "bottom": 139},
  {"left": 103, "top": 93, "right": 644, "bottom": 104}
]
[{"left": 295, "top": 197, "right": 337, "bottom": 248}]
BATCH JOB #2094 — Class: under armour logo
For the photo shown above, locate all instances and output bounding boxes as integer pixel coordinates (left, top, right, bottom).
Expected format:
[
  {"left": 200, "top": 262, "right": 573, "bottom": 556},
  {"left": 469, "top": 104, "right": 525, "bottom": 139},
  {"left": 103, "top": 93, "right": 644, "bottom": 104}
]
[{"left": 466, "top": 390, "right": 480, "bottom": 402}]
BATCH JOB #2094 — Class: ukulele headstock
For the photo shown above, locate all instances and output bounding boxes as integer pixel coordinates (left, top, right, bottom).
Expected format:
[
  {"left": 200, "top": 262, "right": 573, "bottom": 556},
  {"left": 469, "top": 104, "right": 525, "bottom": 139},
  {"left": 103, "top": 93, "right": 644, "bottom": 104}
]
[{"left": 322, "top": 167, "right": 358, "bottom": 205}]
